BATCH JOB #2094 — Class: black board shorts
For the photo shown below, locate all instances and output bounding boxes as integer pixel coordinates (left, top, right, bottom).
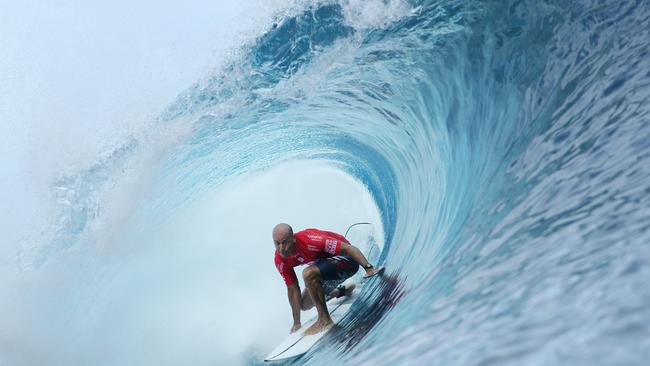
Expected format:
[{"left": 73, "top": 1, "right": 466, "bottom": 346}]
[{"left": 313, "top": 255, "right": 359, "bottom": 294}]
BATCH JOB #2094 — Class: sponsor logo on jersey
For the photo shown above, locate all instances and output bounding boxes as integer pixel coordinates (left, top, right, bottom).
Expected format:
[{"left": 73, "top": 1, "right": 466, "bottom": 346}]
[
  {"left": 307, "top": 234, "right": 323, "bottom": 241},
  {"left": 325, "top": 239, "right": 338, "bottom": 254},
  {"left": 306, "top": 245, "right": 318, "bottom": 251},
  {"left": 297, "top": 256, "right": 305, "bottom": 263}
]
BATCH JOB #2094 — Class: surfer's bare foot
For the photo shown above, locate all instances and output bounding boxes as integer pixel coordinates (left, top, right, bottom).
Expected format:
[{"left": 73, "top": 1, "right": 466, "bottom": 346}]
[{"left": 304, "top": 317, "right": 333, "bottom": 335}]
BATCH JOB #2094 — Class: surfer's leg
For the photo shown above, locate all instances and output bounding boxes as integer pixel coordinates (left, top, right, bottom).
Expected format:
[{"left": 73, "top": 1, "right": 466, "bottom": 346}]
[
  {"left": 302, "top": 266, "right": 329, "bottom": 317},
  {"left": 302, "top": 265, "right": 333, "bottom": 335},
  {"left": 314, "top": 256, "right": 360, "bottom": 299},
  {"left": 300, "top": 288, "right": 314, "bottom": 310}
]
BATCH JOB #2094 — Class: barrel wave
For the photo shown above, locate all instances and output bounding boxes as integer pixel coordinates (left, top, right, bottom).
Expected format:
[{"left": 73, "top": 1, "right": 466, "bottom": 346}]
[{"left": 15, "top": 0, "right": 650, "bottom": 365}]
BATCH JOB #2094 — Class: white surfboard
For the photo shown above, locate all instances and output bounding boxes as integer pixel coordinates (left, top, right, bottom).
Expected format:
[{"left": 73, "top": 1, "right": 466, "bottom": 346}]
[{"left": 264, "top": 284, "right": 359, "bottom": 362}]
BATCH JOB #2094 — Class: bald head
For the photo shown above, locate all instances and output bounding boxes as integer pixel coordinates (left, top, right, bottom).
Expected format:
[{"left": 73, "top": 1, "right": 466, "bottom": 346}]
[
  {"left": 272, "top": 223, "right": 295, "bottom": 257},
  {"left": 272, "top": 223, "right": 293, "bottom": 241}
]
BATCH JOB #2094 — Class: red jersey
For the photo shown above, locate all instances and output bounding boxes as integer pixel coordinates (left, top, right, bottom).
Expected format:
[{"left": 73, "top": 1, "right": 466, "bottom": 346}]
[{"left": 274, "top": 228, "right": 348, "bottom": 286}]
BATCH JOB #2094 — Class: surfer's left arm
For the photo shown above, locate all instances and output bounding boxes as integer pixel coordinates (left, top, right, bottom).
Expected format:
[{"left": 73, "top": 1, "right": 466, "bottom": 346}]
[{"left": 339, "top": 243, "right": 379, "bottom": 276}]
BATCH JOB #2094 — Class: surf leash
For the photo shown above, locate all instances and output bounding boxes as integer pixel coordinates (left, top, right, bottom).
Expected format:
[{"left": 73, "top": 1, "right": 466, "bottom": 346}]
[{"left": 344, "top": 222, "right": 372, "bottom": 239}]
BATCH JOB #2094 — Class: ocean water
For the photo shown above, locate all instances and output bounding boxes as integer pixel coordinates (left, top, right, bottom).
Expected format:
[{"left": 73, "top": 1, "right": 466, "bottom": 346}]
[{"left": 4, "top": 0, "right": 650, "bottom": 365}]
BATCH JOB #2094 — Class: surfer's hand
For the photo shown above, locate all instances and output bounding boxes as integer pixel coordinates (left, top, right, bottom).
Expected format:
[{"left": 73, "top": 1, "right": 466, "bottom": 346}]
[
  {"left": 362, "top": 266, "right": 385, "bottom": 279},
  {"left": 290, "top": 322, "right": 302, "bottom": 333},
  {"left": 363, "top": 269, "right": 379, "bottom": 278}
]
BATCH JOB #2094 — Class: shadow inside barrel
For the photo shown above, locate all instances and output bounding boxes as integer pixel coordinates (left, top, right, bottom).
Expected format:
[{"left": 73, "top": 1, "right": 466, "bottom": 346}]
[{"left": 334, "top": 272, "right": 406, "bottom": 351}]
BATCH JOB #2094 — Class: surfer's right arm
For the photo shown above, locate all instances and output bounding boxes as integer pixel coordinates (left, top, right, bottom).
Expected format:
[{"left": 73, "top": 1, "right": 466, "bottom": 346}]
[
  {"left": 287, "top": 283, "right": 302, "bottom": 332},
  {"left": 275, "top": 255, "right": 302, "bottom": 332}
]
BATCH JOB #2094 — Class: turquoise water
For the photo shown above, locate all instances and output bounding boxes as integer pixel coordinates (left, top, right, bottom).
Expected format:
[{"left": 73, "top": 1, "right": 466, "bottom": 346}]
[{"left": 11, "top": 0, "right": 650, "bottom": 365}]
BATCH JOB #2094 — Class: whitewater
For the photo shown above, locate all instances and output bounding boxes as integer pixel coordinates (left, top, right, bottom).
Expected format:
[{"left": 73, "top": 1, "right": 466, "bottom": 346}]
[{"left": 2, "top": 0, "right": 650, "bottom": 365}]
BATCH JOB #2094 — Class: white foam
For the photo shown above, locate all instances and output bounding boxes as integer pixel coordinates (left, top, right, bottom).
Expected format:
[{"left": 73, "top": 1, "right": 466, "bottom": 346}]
[
  {"left": 0, "top": 0, "right": 305, "bottom": 264},
  {"left": 341, "top": 0, "right": 412, "bottom": 30}
]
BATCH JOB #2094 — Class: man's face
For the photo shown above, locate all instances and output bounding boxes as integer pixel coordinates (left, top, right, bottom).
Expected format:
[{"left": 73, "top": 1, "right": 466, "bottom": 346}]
[{"left": 274, "top": 233, "right": 295, "bottom": 258}]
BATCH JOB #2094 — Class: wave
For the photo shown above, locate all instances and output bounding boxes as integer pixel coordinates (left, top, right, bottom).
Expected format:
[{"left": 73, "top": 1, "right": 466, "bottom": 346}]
[{"left": 10, "top": 0, "right": 650, "bottom": 365}]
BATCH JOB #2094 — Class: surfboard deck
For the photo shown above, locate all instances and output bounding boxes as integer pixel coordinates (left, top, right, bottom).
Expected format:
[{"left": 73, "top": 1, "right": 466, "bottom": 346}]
[{"left": 264, "top": 284, "right": 359, "bottom": 362}]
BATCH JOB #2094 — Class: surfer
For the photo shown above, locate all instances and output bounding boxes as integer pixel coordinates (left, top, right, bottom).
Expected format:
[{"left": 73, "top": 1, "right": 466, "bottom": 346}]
[{"left": 273, "top": 223, "right": 382, "bottom": 335}]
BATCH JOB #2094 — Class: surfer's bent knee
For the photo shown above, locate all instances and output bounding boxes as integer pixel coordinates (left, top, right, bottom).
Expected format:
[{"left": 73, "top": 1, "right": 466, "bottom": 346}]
[{"left": 302, "top": 265, "right": 321, "bottom": 282}]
